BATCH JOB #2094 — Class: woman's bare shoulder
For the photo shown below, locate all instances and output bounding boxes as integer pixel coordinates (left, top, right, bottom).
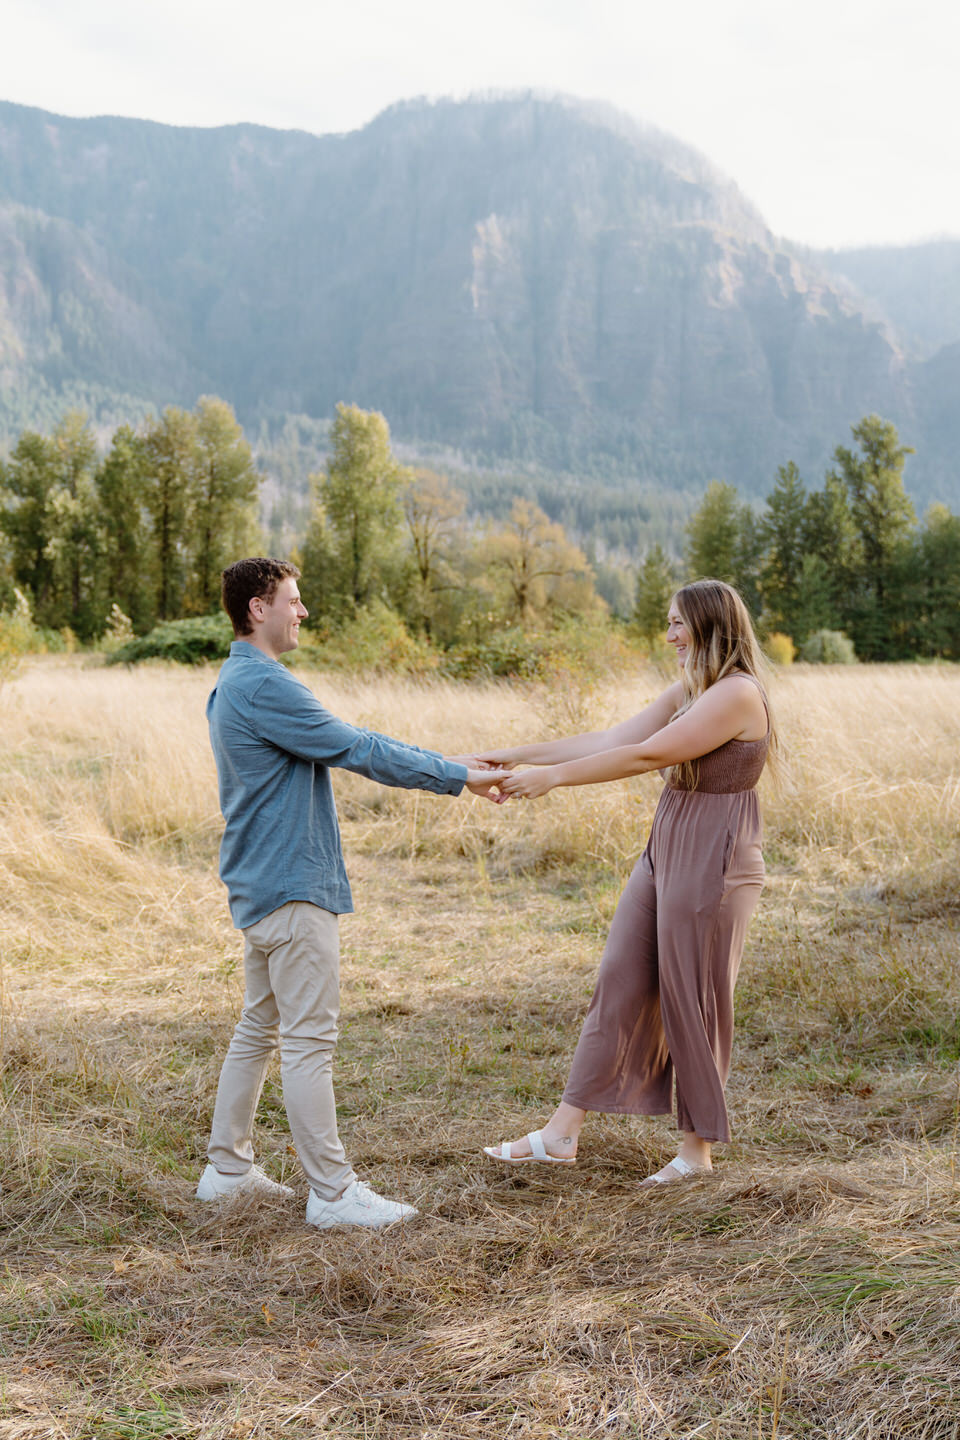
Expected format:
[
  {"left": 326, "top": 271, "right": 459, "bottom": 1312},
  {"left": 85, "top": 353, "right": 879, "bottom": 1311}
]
[
  {"left": 717, "top": 671, "right": 767, "bottom": 702},
  {"left": 710, "top": 672, "right": 768, "bottom": 735}
]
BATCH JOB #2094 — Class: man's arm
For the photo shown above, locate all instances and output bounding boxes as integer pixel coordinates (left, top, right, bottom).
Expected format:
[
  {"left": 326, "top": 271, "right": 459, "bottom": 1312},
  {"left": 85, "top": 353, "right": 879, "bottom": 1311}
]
[{"left": 249, "top": 670, "right": 469, "bottom": 794}]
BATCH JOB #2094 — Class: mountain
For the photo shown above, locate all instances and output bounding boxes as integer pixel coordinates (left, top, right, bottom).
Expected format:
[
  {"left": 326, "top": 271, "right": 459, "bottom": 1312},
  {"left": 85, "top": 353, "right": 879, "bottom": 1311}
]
[
  {"left": 0, "top": 93, "right": 955, "bottom": 510},
  {"left": 812, "top": 239, "right": 960, "bottom": 360}
]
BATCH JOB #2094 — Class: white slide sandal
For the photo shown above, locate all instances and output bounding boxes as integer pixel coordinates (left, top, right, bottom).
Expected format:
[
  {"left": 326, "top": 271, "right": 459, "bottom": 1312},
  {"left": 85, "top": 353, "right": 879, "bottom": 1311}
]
[
  {"left": 483, "top": 1129, "right": 577, "bottom": 1165},
  {"left": 641, "top": 1154, "right": 709, "bottom": 1187}
]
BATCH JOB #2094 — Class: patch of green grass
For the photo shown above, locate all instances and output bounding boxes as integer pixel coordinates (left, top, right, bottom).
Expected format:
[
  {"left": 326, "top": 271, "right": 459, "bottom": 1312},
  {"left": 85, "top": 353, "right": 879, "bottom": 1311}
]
[
  {"left": 899, "top": 1019, "right": 960, "bottom": 1063},
  {"left": 83, "top": 1398, "right": 193, "bottom": 1439}
]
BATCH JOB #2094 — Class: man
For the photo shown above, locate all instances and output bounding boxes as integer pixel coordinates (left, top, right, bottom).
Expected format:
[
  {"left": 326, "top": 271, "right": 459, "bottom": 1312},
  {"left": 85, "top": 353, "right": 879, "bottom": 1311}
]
[{"left": 197, "top": 557, "right": 505, "bottom": 1229}]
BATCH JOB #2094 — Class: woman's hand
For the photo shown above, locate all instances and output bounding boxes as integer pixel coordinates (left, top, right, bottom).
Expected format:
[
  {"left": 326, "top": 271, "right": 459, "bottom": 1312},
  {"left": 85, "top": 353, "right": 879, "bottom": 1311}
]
[
  {"left": 500, "top": 767, "right": 559, "bottom": 800},
  {"left": 475, "top": 748, "right": 518, "bottom": 768},
  {"left": 445, "top": 753, "right": 506, "bottom": 769}
]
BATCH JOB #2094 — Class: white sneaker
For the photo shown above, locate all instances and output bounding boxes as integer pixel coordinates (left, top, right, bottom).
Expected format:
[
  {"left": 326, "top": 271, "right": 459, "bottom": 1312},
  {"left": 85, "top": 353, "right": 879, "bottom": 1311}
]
[
  {"left": 305, "top": 1179, "right": 418, "bottom": 1230},
  {"left": 196, "top": 1163, "right": 294, "bottom": 1201}
]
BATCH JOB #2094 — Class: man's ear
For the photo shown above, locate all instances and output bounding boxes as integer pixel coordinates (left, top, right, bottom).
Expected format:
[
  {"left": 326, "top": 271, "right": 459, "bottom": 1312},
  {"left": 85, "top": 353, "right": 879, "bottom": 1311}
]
[{"left": 248, "top": 595, "right": 265, "bottom": 625}]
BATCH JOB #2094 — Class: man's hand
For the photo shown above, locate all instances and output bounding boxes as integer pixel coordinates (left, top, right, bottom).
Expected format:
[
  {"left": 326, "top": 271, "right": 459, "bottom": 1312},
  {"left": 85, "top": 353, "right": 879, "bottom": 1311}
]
[{"left": 464, "top": 767, "right": 511, "bottom": 803}]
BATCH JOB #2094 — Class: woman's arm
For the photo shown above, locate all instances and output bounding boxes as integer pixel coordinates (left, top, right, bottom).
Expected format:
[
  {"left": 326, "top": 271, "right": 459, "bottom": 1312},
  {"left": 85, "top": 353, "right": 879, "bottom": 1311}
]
[
  {"left": 500, "top": 677, "right": 765, "bottom": 798},
  {"left": 478, "top": 680, "right": 684, "bottom": 767}
]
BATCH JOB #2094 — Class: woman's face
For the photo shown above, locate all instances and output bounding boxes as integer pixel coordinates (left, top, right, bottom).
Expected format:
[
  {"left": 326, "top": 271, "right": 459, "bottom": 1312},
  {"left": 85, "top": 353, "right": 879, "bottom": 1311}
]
[{"left": 666, "top": 603, "right": 692, "bottom": 667}]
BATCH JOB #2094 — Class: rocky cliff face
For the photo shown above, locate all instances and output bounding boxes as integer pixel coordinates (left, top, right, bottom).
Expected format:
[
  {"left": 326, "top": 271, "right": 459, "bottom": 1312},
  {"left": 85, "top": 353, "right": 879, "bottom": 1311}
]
[{"left": 0, "top": 94, "right": 951, "bottom": 503}]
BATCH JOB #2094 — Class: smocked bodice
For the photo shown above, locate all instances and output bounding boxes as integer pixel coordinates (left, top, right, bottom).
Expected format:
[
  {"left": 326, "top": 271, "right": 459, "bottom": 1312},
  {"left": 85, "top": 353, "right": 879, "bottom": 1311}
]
[{"left": 666, "top": 731, "right": 769, "bottom": 794}]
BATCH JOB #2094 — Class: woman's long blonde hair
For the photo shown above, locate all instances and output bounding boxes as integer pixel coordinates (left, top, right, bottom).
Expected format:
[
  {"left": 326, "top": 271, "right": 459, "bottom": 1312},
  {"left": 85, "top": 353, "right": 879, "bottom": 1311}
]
[{"left": 669, "top": 578, "right": 780, "bottom": 789}]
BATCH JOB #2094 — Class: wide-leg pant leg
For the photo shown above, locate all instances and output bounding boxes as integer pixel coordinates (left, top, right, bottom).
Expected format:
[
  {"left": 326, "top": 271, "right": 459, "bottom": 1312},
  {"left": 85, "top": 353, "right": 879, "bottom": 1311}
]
[
  {"left": 655, "top": 833, "right": 763, "bottom": 1143},
  {"left": 562, "top": 852, "right": 673, "bottom": 1116}
]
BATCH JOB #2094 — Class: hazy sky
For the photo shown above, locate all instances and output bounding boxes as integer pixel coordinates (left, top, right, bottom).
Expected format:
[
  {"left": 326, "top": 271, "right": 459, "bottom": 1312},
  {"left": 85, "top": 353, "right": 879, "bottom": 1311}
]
[{"left": 2, "top": 0, "right": 957, "bottom": 249}]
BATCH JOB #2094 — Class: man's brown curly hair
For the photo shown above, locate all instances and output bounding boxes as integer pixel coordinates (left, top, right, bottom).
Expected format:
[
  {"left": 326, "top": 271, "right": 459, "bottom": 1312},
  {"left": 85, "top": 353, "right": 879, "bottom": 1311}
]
[{"left": 221, "top": 558, "right": 300, "bottom": 636}]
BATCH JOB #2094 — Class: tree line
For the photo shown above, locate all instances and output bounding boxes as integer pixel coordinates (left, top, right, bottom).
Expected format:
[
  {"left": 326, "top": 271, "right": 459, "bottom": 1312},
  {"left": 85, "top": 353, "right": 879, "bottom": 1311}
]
[
  {"left": 2, "top": 400, "right": 958, "bottom": 663},
  {"left": 0, "top": 399, "right": 261, "bottom": 641},
  {"left": 0, "top": 400, "right": 604, "bottom": 652},
  {"left": 637, "top": 415, "right": 960, "bottom": 661}
]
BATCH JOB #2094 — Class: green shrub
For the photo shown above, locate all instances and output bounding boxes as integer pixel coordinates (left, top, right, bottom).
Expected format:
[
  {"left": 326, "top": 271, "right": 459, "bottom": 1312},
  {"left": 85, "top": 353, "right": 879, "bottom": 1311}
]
[
  {"left": 107, "top": 613, "right": 233, "bottom": 666},
  {"left": 444, "top": 615, "right": 636, "bottom": 681},
  {"left": 293, "top": 600, "right": 440, "bottom": 676},
  {"left": 442, "top": 626, "right": 550, "bottom": 680},
  {"left": 34, "top": 626, "right": 77, "bottom": 654},
  {"left": 799, "top": 628, "right": 857, "bottom": 664}
]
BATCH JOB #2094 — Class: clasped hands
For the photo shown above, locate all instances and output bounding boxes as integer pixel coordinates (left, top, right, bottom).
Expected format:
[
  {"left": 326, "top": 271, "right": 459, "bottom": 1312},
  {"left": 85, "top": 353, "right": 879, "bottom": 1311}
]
[{"left": 446, "top": 754, "right": 555, "bottom": 804}]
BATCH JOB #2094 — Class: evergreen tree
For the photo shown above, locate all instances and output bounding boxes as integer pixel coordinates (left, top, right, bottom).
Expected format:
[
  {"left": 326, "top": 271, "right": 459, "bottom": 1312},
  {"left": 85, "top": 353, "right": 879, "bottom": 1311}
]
[
  {"left": 759, "top": 462, "right": 808, "bottom": 640},
  {"left": 915, "top": 505, "right": 960, "bottom": 659},
  {"left": 685, "top": 480, "right": 760, "bottom": 612},
  {"left": 802, "top": 472, "right": 860, "bottom": 632},
  {"left": 734, "top": 505, "right": 764, "bottom": 619},
  {"left": 634, "top": 544, "right": 676, "bottom": 643},
  {"left": 686, "top": 481, "right": 741, "bottom": 581},
  {"left": 791, "top": 553, "right": 838, "bottom": 641}
]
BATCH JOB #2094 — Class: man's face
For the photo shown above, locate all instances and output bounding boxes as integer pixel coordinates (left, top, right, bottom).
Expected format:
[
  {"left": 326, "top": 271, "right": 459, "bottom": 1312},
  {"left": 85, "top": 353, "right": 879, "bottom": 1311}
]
[{"left": 251, "top": 576, "right": 308, "bottom": 657}]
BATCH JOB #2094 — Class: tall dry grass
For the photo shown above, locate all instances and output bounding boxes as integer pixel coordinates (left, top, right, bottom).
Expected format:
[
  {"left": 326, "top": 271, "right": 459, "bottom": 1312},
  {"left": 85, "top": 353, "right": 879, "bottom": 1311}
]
[
  {"left": 4, "top": 656, "right": 957, "bottom": 880},
  {"left": 304, "top": 659, "right": 960, "bottom": 886},
  {"left": 0, "top": 655, "right": 959, "bottom": 1438}
]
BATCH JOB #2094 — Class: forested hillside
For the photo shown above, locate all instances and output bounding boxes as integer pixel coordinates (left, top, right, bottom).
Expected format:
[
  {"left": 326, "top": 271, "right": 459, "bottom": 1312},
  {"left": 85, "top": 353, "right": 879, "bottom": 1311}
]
[
  {"left": 1, "top": 92, "right": 956, "bottom": 521},
  {"left": 814, "top": 238, "right": 960, "bottom": 358}
]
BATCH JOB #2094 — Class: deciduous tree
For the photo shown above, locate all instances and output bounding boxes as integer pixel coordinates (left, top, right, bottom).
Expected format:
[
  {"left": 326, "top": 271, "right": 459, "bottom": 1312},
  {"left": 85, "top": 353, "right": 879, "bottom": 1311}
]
[
  {"left": 0, "top": 429, "right": 59, "bottom": 618},
  {"left": 0, "top": 413, "right": 102, "bottom": 637},
  {"left": 142, "top": 407, "right": 195, "bottom": 621},
  {"left": 319, "top": 404, "right": 406, "bottom": 615},
  {"left": 402, "top": 468, "right": 466, "bottom": 638},
  {"left": 482, "top": 499, "right": 596, "bottom": 623},
  {"left": 96, "top": 425, "right": 153, "bottom": 631},
  {"left": 831, "top": 415, "right": 915, "bottom": 658},
  {"left": 186, "top": 397, "right": 261, "bottom": 614}
]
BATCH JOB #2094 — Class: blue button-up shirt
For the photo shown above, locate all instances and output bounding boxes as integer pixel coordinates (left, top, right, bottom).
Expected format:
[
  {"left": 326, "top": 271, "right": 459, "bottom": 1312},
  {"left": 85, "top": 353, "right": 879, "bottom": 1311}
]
[{"left": 207, "top": 642, "right": 468, "bottom": 928}]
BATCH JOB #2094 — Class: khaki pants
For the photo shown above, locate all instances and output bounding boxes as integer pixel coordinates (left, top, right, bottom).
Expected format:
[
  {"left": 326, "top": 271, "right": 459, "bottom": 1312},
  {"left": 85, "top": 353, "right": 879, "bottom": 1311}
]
[{"left": 206, "top": 901, "right": 355, "bottom": 1201}]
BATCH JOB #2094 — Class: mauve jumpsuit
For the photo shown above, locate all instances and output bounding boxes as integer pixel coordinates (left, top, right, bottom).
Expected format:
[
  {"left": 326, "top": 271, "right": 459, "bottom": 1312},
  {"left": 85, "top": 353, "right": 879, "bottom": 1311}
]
[{"left": 562, "top": 692, "right": 768, "bottom": 1143}]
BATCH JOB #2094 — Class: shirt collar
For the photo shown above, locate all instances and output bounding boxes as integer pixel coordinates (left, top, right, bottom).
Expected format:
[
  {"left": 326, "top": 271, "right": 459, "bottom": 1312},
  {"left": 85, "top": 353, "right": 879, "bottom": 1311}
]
[{"left": 229, "top": 639, "right": 281, "bottom": 665}]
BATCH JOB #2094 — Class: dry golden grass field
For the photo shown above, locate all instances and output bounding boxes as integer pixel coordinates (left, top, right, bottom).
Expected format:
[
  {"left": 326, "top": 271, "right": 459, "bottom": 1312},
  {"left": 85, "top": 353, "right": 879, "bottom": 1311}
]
[{"left": 1, "top": 656, "right": 959, "bottom": 1439}]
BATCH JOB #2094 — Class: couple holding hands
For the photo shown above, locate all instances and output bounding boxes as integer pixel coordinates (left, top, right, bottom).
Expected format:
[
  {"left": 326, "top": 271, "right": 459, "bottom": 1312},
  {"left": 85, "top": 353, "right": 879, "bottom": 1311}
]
[{"left": 197, "top": 558, "right": 774, "bottom": 1229}]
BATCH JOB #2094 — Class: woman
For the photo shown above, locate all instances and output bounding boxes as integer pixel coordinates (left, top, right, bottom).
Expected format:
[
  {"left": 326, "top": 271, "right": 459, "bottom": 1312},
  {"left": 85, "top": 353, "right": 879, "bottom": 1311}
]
[{"left": 482, "top": 579, "right": 777, "bottom": 1185}]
